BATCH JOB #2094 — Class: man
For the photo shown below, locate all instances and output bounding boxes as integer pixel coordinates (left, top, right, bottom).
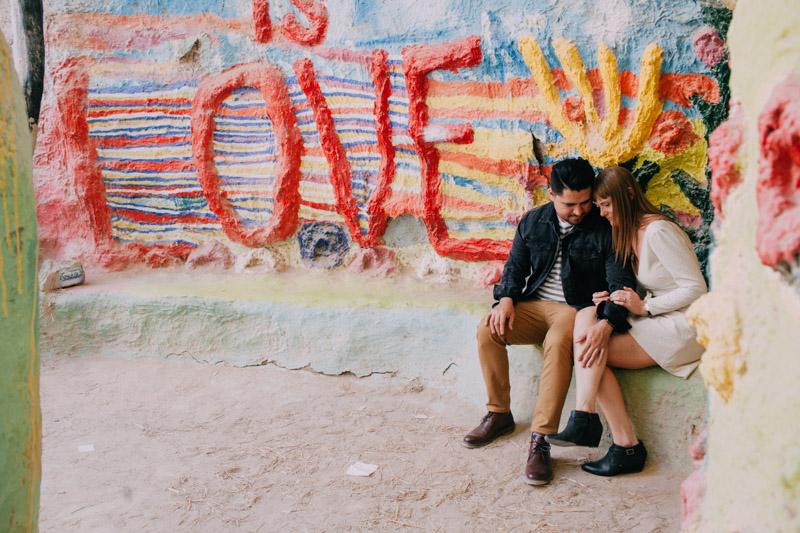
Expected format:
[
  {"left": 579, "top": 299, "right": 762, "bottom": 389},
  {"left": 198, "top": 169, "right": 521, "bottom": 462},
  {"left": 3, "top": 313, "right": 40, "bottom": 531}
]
[{"left": 462, "top": 158, "right": 635, "bottom": 486}]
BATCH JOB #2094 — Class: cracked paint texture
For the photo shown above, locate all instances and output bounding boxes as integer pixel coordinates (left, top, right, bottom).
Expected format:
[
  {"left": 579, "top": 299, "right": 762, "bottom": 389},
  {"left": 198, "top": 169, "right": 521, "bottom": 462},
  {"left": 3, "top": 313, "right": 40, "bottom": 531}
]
[{"left": 685, "top": 0, "right": 800, "bottom": 530}]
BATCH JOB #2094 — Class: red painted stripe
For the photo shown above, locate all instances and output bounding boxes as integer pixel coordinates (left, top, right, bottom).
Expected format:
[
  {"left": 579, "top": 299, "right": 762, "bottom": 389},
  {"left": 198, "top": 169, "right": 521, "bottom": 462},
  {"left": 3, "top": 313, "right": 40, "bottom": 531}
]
[
  {"left": 111, "top": 208, "right": 214, "bottom": 225},
  {"left": 300, "top": 199, "right": 339, "bottom": 212},
  {"left": 441, "top": 195, "right": 504, "bottom": 216},
  {"left": 383, "top": 190, "right": 424, "bottom": 218},
  {"left": 326, "top": 106, "right": 376, "bottom": 115},
  {"left": 101, "top": 159, "right": 196, "bottom": 172},
  {"left": 107, "top": 189, "right": 204, "bottom": 198},
  {"left": 88, "top": 107, "right": 191, "bottom": 118},
  {"left": 98, "top": 135, "right": 190, "bottom": 147},
  {"left": 428, "top": 108, "right": 547, "bottom": 122},
  {"left": 88, "top": 97, "right": 192, "bottom": 107},
  {"left": 427, "top": 77, "right": 540, "bottom": 99},
  {"left": 438, "top": 150, "right": 550, "bottom": 187},
  {"left": 214, "top": 107, "right": 271, "bottom": 118}
]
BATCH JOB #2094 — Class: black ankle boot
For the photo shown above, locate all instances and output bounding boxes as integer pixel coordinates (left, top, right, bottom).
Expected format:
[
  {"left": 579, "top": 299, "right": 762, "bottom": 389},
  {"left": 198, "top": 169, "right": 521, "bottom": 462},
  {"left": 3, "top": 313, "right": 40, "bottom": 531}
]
[
  {"left": 545, "top": 410, "right": 603, "bottom": 447},
  {"left": 581, "top": 441, "right": 647, "bottom": 477}
]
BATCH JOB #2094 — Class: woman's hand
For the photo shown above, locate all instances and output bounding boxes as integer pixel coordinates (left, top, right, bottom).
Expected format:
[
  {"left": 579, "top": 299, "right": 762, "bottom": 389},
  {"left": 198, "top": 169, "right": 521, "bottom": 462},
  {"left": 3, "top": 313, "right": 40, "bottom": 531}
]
[
  {"left": 592, "top": 291, "right": 610, "bottom": 305},
  {"left": 609, "top": 287, "right": 647, "bottom": 315}
]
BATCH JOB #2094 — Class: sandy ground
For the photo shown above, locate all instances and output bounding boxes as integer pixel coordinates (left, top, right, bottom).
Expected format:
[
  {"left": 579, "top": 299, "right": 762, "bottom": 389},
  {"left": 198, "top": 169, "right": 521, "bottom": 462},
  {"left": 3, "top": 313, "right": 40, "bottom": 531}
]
[{"left": 39, "top": 356, "right": 683, "bottom": 532}]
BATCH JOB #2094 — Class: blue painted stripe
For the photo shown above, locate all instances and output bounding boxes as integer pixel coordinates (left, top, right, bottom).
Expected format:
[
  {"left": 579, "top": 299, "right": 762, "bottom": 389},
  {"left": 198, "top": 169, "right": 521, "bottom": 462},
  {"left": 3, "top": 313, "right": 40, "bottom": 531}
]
[
  {"left": 342, "top": 140, "right": 378, "bottom": 149},
  {"left": 111, "top": 236, "right": 203, "bottom": 247},
  {"left": 105, "top": 184, "right": 204, "bottom": 192},
  {"left": 89, "top": 115, "right": 190, "bottom": 125},
  {"left": 102, "top": 174, "right": 199, "bottom": 183},
  {"left": 112, "top": 225, "right": 217, "bottom": 235},
  {"left": 440, "top": 172, "right": 517, "bottom": 200},
  {"left": 108, "top": 205, "right": 215, "bottom": 219},
  {"left": 97, "top": 155, "right": 194, "bottom": 163},
  {"left": 332, "top": 117, "right": 378, "bottom": 126},
  {"left": 106, "top": 192, "right": 208, "bottom": 201},
  {"left": 213, "top": 148, "right": 277, "bottom": 156},
  {"left": 218, "top": 179, "right": 276, "bottom": 186},
  {"left": 214, "top": 115, "right": 273, "bottom": 124},
  {"left": 335, "top": 127, "right": 377, "bottom": 135},
  {"left": 315, "top": 75, "right": 373, "bottom": 90},
  {"left": 445, "top": 219, "right": 514, "bottom": 232},
  {"left": 396, "top": 160, "right": 421, "bottom": 172},
  {"left": 89, "top": 81, "right": 200, "bottom": 94},
  {"left": 215, "top": 158, "right": 284, "bottom": 167},
  {"left": 345, "top": 153, "right": 381, "bottom": 161},
  {"left": 99, "top": 167, "right": 195, "bottom": 176},
  {"left": 98, "top": 140, "right": 190, "bottom": 149},
  {"left": 320, "top": 90, "right": 375, "bottom": 100},
  {"left": 89, "top": 126, "right": 191, "bottom": 136},
  {"left": 110, "top": 213, "right": 216, "bottom": 227},
  {"left": 91, "top": 130, "right": 191, "bottom": 141}
]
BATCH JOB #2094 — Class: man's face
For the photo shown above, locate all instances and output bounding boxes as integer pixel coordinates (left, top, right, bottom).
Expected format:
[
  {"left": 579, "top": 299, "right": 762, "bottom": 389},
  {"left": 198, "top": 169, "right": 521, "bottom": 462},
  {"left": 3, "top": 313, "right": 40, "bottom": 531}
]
[{"left": 549, "top": 187, "right": 593, "bottom": 225}]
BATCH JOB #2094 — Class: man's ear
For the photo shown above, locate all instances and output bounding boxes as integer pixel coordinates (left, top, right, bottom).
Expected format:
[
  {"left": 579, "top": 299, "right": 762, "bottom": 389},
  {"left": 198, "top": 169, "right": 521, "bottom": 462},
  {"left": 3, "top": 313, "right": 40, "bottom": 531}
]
[{"left": 549, "top": 188, "right": 556, "bottom": 202}]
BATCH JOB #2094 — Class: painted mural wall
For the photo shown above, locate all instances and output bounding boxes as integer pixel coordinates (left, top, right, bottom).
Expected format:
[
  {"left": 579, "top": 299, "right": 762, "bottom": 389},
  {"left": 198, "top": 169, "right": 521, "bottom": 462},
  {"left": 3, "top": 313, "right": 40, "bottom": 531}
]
[
  {"left": 0, "top": 31, "right": 41, "bottom": 533},
  {"left": 33, "top": 0, "right": 726, "bottom": 278},
  {"left": 683, "top": 0, "right": 800, "bottom": 530}
]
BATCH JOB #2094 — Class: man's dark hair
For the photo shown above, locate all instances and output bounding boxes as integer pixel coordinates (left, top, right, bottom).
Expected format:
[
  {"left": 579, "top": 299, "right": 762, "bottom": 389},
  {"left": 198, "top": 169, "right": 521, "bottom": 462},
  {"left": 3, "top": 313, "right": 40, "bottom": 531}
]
[{"left": 549, "top": 158, "right": 595, "bottom": 195}]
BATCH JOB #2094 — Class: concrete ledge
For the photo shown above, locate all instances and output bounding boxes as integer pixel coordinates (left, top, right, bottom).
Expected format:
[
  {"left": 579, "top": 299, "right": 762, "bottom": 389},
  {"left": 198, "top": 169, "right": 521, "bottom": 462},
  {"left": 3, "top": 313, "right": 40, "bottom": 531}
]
[{"left": 40, "top": 270, "right": 706, "bottom": 472}]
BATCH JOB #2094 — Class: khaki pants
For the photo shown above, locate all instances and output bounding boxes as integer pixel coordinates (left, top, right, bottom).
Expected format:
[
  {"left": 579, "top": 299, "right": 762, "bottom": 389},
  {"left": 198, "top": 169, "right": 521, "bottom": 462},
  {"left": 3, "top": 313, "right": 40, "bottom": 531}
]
[{"left": 476, "top": 300, "right": 576, "bottom": 435}]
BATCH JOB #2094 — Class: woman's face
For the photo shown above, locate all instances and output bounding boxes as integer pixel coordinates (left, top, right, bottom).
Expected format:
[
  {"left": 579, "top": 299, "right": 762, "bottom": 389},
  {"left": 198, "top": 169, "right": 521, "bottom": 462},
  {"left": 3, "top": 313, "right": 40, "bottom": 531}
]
[{"left": 595, "top": 196, "right": 614, "bottom": 226}]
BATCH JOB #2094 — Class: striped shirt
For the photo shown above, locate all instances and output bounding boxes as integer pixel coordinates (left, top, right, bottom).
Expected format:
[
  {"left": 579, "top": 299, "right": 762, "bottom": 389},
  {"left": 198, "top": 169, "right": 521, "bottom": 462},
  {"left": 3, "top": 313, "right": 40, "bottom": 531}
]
[{"left": 534, "top": 218, "right": 574, "bottom": 303}]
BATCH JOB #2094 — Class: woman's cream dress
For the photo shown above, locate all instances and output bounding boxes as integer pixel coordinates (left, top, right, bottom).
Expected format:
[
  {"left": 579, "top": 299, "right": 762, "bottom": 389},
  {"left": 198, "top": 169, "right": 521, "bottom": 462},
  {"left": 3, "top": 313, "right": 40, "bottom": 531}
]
[{"left": 628, "top": 219, "right": 707, "bottom": 378}]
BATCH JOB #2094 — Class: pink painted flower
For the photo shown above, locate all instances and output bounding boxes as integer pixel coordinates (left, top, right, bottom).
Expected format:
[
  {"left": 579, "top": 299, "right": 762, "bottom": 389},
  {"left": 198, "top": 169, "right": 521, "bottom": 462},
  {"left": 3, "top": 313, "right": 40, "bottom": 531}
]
[
  {"left": 708, "top": 105, "right": 744, "bottom": 219},
  {"left": 693, "top": 28, "right": 728, "bottom": 69}
]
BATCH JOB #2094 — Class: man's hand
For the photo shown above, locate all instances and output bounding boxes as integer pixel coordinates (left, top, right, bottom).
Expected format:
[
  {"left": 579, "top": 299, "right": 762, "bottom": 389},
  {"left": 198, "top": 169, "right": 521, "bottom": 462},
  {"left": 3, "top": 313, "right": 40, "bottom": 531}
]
[
  {"left": 575, "top": 319, "right": 613, "bottom": 368},
  {"left": 484, "top": 297, "right": 515, "bottom": 337}
]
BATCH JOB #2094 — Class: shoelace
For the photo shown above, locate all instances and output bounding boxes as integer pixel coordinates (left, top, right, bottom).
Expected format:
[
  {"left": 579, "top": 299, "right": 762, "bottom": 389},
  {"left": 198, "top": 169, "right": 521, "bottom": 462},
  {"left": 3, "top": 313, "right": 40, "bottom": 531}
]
[
  {"left": 529, "top": 436, "right": 550, "bottom": 457},
  {"left": 482, "top": 412, "right": 504, "bottom": 423}
]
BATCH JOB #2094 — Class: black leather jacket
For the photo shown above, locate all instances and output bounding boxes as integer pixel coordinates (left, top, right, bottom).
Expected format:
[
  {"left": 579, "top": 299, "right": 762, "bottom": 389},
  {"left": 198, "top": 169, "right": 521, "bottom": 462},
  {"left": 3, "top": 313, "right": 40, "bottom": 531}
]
[{"left": 493, "top": 202, "right": 635, "bottom": 332}]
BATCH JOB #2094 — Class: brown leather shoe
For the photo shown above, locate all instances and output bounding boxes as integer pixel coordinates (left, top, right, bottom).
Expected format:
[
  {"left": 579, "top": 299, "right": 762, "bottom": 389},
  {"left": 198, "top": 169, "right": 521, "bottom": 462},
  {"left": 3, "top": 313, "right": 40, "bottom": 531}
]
[
  {"left": 462, "top": 411, "right": 515, "bottom": 448},
  {"left": 524, "top": 433, "right": 553, "bottom": 486}
]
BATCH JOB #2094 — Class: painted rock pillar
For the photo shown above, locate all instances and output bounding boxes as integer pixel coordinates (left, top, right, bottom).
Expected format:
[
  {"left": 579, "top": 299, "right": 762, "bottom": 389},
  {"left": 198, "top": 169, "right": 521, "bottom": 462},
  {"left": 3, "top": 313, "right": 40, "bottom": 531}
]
[{"left": 0, "top": 34, "right": 41, "bottom": 533}]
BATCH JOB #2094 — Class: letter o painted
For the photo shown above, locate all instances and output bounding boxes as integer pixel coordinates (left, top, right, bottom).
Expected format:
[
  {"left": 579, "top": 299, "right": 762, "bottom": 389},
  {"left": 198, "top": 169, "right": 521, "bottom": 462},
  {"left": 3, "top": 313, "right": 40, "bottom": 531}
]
[{"left": 191, "top": 62, "right": 303, "bottom": 247}]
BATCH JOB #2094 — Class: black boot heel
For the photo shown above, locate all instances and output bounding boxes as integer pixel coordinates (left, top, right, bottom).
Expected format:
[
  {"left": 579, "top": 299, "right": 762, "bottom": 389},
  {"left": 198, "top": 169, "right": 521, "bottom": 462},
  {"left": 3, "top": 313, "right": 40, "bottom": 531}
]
[
  {"left": 581, "top": 440, "right": 647, "bottom": 477},
  {"left": 545, "top": 410, "right": 603, "bottom": 447}
]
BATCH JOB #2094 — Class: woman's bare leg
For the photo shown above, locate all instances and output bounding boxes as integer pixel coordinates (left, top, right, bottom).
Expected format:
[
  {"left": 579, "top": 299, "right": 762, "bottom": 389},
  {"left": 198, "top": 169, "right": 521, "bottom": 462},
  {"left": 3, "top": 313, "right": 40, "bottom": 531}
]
[
  {"left": 572, "top": 306, "right": 606, "bottom": 413},
  {"left": 597, "top": 333, "right": 658, "bottom": 446}
]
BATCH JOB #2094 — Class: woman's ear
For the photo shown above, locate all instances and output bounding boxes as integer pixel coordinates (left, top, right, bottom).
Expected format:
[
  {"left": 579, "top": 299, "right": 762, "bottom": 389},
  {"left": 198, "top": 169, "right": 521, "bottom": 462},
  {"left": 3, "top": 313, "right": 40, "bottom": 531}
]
[{"left": 628, "top": 187, "right": 634, "bottom": 200}]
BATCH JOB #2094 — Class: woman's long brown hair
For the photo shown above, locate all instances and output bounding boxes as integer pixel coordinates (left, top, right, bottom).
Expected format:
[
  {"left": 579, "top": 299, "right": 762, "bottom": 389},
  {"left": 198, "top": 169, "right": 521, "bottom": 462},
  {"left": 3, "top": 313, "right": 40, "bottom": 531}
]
[{"left": 594, "top": 166, "right": 670, "bottom": 267}]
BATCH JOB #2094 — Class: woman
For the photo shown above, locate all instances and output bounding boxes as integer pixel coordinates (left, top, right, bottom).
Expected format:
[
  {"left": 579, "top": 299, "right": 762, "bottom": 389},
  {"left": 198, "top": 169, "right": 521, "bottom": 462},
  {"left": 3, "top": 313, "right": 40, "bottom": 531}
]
[{"left": 546, "top": 166, "right": 707, "bottom": 476}]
